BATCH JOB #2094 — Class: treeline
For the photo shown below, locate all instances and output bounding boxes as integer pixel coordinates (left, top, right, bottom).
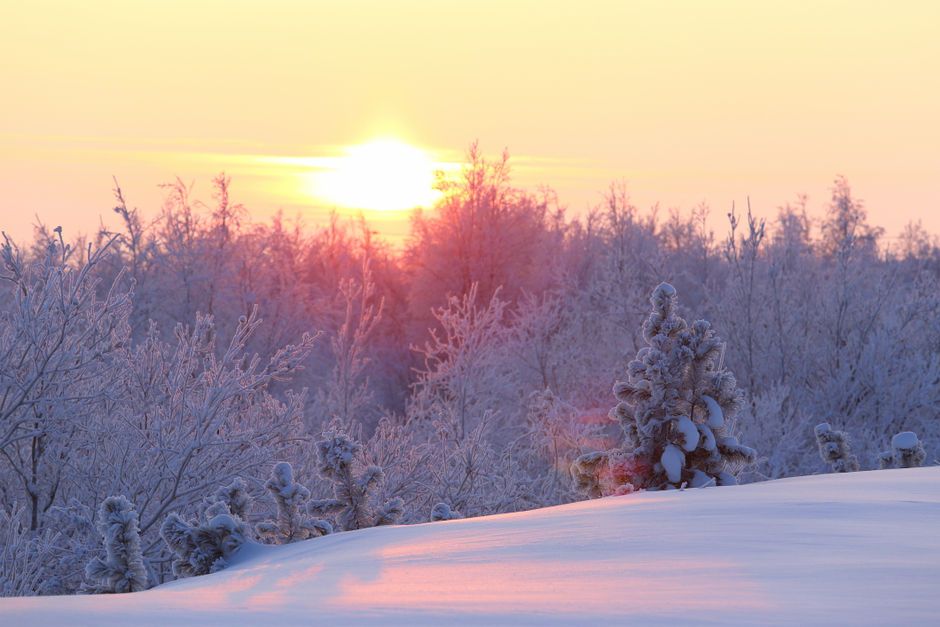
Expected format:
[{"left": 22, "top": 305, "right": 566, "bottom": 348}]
[{"left": 1, "top": 144, "right": 938, "bottom": 595}]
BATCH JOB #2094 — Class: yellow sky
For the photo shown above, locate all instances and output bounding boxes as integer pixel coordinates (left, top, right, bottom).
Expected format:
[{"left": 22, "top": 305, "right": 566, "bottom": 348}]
[{"left": 2, "top": 0, "right": 938, "bottom": 245}]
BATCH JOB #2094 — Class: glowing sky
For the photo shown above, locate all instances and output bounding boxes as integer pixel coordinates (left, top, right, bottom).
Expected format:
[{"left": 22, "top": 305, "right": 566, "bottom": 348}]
[{"left": 2, "top": 1, "right": 938, "bottom": 244}]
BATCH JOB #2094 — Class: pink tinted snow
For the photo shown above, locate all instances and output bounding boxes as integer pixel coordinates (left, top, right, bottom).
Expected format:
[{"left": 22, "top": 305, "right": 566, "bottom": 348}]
[{"left": 331, "top": 556, "right": 769, "bottom": 614}]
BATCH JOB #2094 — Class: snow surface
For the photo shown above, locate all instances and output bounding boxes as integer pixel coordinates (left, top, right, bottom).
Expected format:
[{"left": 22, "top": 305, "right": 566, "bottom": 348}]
[{"left": 4, "top": 468, "right": 940, "bottom": 625}]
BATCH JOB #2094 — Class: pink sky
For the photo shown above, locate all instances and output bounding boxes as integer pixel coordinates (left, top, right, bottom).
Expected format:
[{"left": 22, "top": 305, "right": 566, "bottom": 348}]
[{"left": 2, "top": 1, "right": 938, "bottom": 246}]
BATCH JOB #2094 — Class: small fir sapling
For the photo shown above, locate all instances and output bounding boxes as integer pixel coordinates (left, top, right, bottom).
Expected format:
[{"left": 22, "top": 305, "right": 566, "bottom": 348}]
[
  {"left": 161, "top": 508, "right": 249, "bottom": 578},
  {"left": 430, "top": 503, "right": 463, "bottom": 522},
  {"left": 84, "top": 496, "right": 149, "bottom": 594},
  {"left": 879, "top": 431, "right": 926, "bottom": 469},
  {"left": 814, "top": 423, "right": 859, "bottom": 472},
  {"left": 255, "top": 462, "right": 332, "bottom": 544},
  {"left": 308, "top": 430, "right": 404, "bottom": 531},
  {"left": 572, "top": 282, "right": 756, "bottom": 495}
]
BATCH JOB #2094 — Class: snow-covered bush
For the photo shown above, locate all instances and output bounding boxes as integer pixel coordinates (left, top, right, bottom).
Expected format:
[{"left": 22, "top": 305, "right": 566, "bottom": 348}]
[
  {"left": 0, "top": 500, "right": 98, "bottom": 597},
  {"left": 879, "top": 431, "right": 926, "bottom": 469},
  {"left": 206, "top": 478, "right": 252, "bottom": 521},
  {"left": 430, "top": 503, "right": 462, "bottom": 522},
  {"left": 0, "top": 504, "right": 63, "bottom": 597},
  {"left": 160, "top": 510, "right": 248, "bottom": 578},
  {"left": 573, "top": 282, "right": 756, "bottom": 494},
  {"left": 732, "top": 384, "right": 815, "bottom": 480},
  {"left": 308, "top": 430, "right": 404, "bottom": 531},
  {"left": 814, "top": 423, "right": 859, "bottom": 473},
  {"left": 520, "top": 389, "right": 601, "bottom": 504},
  {"left": 358, "top": 417, "right": 433, "bottom": 524},
  {"left": 84, "top": 496, "right": 149, "bottom": 593},
  {"left": 256, "top": 462, "right": 331, "bottom": 544}
]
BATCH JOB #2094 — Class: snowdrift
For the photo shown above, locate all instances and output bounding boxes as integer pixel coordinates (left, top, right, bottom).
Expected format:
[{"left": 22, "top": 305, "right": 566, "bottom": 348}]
[{"left": 4, "top": 467, "right": 939, "bottom": 625}]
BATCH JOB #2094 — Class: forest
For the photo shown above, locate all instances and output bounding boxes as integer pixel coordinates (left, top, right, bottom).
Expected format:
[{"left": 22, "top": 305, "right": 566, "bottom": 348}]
[{"left": 2, "top": 145, "right": 938, "bottom": 596}]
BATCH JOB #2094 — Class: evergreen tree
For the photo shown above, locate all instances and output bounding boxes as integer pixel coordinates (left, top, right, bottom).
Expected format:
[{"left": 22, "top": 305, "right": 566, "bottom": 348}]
[
  {"left": 814, "top": 423, "right": 859, "bottom": 472},
  {"left": 256, "top": 462, "right": 331, "bottom": 544},
  {"left": 308, "top": 430, "right": 404, "bottom": 531},
  {"left": 573, "top": 282, "right": 756, "bottom": 494},
  {"left": 84, "top": 496, "right": 149, "bottom": 593}
]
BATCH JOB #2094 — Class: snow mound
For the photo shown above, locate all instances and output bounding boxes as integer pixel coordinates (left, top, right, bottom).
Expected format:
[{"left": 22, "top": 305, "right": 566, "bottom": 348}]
[{"left": 4, "top": 468, "right": 940, "bottom": 625}]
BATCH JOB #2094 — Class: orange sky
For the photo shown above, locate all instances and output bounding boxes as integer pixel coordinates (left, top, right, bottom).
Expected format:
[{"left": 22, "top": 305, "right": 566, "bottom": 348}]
[{"left": 2, "top": 1, "right": 938, "bottom": 246}]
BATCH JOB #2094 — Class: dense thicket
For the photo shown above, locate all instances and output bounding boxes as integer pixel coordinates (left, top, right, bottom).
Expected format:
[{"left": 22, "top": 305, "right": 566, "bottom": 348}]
[{"left": 1, "top": 153, "right": 938, "bottom": 596}]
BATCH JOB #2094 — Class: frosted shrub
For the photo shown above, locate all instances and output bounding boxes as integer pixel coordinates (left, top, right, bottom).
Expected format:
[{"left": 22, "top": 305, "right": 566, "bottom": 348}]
[
  {"left": 521, "top": 388, "right": 601, "bottom": 505},
  {"left": 161, "top": 509, "right": 249, "bottom": 578},
  {"left": 308, "top": 430, "right": 404, "bottom": 531},
  {"left": 256, "top": 462, "right": 331, "bottom": 544},
  {"left": 573, "top": 282, "right": 756, "bottom": 494},
  {"left": 85, "top": 496, "right": 149, "bottom": 593},
  {"left": 430, "top": 503, "right": 462, "bottom": 522},
  {"left": 879, "top": 431, "right": 926, "bottom": 469},
  {"left": 814, "top": 423, "right": 859, "bottom": 473},
  {"left": 206, "top": 478, "right": 252, "bottom": 521},
  {"left": 0, "top": 504, "right": 66, "bottom": 597}
]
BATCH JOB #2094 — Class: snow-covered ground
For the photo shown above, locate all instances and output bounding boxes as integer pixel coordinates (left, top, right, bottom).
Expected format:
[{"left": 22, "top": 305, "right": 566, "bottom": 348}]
[{"left": 5, "top": 467, "right": 939, "bottom": 625}]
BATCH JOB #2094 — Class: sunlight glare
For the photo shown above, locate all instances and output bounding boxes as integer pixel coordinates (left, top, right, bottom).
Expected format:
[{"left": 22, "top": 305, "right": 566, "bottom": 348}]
[{"left": 311, "top": 138, "right": 444, "bottom": 211}]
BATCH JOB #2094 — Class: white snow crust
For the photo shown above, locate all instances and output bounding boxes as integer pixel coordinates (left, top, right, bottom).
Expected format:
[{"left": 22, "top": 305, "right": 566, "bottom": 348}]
[{"left": 4, "top": 468, "right": 940, "bottom": 625}]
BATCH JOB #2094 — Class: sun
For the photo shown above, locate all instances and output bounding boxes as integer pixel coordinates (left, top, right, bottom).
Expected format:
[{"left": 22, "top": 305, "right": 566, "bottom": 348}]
[{"left": 311, "top": 138, "right": 444, "bottom": 211}]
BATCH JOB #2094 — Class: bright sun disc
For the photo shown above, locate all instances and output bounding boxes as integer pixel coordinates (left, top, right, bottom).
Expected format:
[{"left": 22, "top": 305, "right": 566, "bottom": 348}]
[{"left": 312, "top": 139, "right": 442, "bottom": 211}]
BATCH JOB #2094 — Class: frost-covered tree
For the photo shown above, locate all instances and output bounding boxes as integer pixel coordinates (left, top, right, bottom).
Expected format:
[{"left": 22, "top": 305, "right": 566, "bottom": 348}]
[
  {"left": 573, "top": 282, "right": 756, "bottom": 494},
  {"left": 410, "top": 284, "right": 512, "bottom": 440},
  {"left": 84, "top": 496, "right": 148, "bottom": 593},
  {"left": 309, "top": 260, "right": 383, "bottom": 434},
  {"left": 814, "top": 423, "right": 859, "bottom": 473},
  {"left": 405, "top": 142, "right": 560, "bottom": 324},
  {"left": 160, "top": 510, "right": 248, "bottom": 578},
  {"left": 256, "top": 462, "right": 331, "bottom": 544},
  {"left": 879, "top": 431, "right": 926, "bottom": 469},
  {"left": 0, "top": 232, "right": 131, "bottom": 532},
  {"left": 308, "top": 430, "right": 403, "bottom": 531}
]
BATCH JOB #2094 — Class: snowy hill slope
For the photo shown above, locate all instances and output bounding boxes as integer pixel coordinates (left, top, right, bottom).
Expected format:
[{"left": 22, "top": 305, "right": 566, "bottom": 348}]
[{"left": 4, "top": 467, "right": 939, "bottom": 625}]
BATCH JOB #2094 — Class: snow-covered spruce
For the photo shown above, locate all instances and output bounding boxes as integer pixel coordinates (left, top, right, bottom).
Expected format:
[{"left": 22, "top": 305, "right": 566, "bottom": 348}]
[
  {"left": 879, "top": 431, "right": 926, "bottom": 469},
  {"left": 308, "top": 430, "right": 404, "bottom": 531},
  {"left": 84, "top": 496, "right": 148, "bottom": 594},
  {"left": 256, "top": 462, "right": 332, "bottom": 544},
  {"left": 161, "top": 510, "right": 249, "bottom": 578},
  {"left": 814, "top": 423, "right": 859, "bottom": 473},
  {"left": 572, "top": 282, "right": 756, "bottom": 494}
]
